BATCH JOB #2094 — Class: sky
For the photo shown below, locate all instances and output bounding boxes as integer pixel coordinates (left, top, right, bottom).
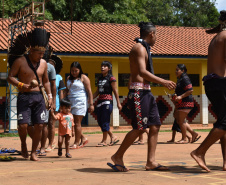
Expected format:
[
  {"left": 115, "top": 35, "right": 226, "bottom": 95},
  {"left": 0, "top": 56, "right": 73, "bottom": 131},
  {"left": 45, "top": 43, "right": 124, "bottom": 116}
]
[{"left": 215, "top": 0, "right": 226, "bottom": 12}]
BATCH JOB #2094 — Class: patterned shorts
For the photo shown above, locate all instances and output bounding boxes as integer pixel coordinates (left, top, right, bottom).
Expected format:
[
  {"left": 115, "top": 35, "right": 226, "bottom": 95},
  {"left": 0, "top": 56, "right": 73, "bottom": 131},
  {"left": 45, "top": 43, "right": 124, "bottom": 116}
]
[{"left": 127, "top": 89, "right": 161, "bottom": 130}]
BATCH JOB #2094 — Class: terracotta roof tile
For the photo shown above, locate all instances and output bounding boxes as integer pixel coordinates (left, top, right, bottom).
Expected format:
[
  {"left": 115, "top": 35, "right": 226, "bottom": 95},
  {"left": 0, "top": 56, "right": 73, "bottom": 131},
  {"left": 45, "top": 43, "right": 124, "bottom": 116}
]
[{"left": 0, "top": 19, "right": 215, "bottom": 56}]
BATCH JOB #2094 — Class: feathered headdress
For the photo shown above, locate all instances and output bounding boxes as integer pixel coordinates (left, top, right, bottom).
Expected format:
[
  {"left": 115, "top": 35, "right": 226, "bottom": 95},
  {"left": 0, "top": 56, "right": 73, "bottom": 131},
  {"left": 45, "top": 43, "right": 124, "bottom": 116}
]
[
  {"left": 8, "top": 28, "right": 50, "bottom": 67},
  {"left": 43, "top": 45, "right": 53, "bottom": 62},
  {"left": 43, "top": 45, "right": 63, "bottom": 74},
  {"left": 50, "top": 55, "right": 63, "bottom": 74}
]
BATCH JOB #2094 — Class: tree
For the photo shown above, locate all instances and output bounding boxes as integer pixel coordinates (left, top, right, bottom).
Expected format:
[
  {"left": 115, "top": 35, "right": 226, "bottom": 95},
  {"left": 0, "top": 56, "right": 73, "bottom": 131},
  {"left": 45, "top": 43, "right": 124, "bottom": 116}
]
[
  {"left": 143, "top": 0, "right": 219, "bottom": 27},
  {"left": 1, "top": 0, "right": 220, "bottom": 28},
  {"left": 0, "top": 0, "right": 28, "bottom": 18}
]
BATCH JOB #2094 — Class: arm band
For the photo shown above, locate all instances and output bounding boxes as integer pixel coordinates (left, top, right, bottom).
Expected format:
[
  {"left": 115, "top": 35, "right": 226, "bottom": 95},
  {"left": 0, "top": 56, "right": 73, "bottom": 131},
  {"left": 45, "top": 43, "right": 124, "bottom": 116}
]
[{"left": 18, "top": 82, "right": 24, "bottom": 88}]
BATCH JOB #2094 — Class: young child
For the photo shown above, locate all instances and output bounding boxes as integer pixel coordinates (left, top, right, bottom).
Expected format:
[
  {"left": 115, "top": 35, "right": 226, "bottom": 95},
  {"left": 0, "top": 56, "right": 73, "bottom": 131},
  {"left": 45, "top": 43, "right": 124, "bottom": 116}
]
[{"left": 51, "top": 98, "right": 74, "bottom": 158}]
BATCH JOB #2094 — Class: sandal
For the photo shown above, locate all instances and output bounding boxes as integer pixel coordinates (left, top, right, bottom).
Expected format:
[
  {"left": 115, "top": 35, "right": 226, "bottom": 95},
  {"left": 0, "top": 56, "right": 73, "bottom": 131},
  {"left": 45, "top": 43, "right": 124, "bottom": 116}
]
[
  {"left": 58, "top": 148, "right": 62, "bottom": 156},
  {"left": 65, "top": 153, "right": 72, "bottom": 158},
  {"left": 176, "top": 140, "right": 189, "bottom": 144},
  {"left": 1, "top": 148, "right": 8, "bottom": 153},
  {"left": 96, "top": 143, "right": 108, "bottom": 147},
  {"left": 109, "top": 139, "right": 120, "bottom": 146},
  {"left": 81, "top": 139, "right": 89, "bottom": 148},
  {"left": 8, "top": 148, "right": 18, "bottom": 153},
  {"left": 69, "top": 144, "right": 80, "bottom": 149},
  {"left": 132, "top": 141, "right": 144, "bottom": 145}
]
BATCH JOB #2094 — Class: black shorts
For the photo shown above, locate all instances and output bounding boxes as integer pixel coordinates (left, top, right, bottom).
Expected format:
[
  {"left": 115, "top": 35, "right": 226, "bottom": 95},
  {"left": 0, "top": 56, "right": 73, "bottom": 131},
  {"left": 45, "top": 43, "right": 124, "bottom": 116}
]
[
  {"left": 172, "top": 119, "right": 181, "bottom": 132},
  {"left": 17, "top": 92, "right": 46, "bottom": 124},
  {"left": 204, "top": 77, "right": 226, "bottom": 130},
  {"left": 128, "top": 89, "right": 161, "bottom": 130}
]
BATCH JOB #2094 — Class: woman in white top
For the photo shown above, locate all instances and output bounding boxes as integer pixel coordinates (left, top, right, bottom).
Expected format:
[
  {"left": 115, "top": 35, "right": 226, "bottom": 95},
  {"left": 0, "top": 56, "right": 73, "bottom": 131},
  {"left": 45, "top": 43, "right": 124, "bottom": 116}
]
[{"left": 67, "top": 62, "right": 94, "bottom": 149}]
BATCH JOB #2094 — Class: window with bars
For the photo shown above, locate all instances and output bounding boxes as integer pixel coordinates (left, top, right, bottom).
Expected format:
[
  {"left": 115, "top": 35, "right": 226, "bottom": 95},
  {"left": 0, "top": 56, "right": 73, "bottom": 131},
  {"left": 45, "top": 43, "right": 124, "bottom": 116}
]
[
  {"left": 187, "top": 74, "right": 200, "bottom": 87},
  {"left": 118, "top": 73, "right": 130, "bottom": 87},
  {"left": 0, "top": 73, "right": 7, "bottom": 87}
]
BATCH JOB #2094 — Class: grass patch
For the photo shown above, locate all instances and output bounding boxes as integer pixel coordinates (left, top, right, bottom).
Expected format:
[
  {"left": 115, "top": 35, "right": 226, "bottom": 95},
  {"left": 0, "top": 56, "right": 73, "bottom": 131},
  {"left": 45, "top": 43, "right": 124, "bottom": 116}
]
[
  {"left": 0, "top": 133, "right": 20, "bottom": 138},
  {"left": 194, "top": 129, "right": 211, "bottom": 132}
]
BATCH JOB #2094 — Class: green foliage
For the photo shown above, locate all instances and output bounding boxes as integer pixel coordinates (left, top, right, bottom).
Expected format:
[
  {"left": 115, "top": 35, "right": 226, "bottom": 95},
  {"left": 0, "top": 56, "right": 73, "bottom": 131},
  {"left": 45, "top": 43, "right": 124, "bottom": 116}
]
[
  {"left": 0, "top": 0, "right": 28, "bottom": 18},
  {"left": 1, "top": 0, "right": 220, "bottom": 27}
]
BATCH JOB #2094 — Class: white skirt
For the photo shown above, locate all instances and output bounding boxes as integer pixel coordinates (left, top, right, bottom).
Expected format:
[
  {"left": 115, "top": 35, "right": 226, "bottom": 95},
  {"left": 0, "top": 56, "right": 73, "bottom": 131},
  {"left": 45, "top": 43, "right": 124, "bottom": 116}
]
[{"left": 68, "top": 96, "right": 87, "bottom": 116}]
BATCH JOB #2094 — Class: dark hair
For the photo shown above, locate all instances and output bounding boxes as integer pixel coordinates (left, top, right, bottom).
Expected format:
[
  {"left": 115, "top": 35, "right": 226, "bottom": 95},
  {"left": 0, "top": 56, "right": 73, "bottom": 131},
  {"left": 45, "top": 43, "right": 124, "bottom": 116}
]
[
  {"left": 50, "top": 55, "right": 63, "bottom": 74},
  {"left": 69, "top": 61, "right": 84, "bottom": 80},
  {"left": 60, "top": 97, "right": 71, "bottom": 107},
  {"left": 101, "top": 61, "right": 112, "bottom": 75},
  {"left": 138, "top": 21, "right": 156, "bottom": 38},
  {"left": 177, "top": 64, "right": 187, "bottom": 73},
  {"left": 206, "top": 10, "right": 226, "bottom": 34},
  {"left": 219, "top": 10, "right": 226, "bottom": 22}
]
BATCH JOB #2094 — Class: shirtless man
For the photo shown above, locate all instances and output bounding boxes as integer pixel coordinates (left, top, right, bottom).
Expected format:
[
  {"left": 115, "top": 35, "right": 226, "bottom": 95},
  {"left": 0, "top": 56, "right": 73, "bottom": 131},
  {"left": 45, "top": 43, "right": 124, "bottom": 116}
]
[
  {"left": 107, "top": 22, "right": 176, "bottom": 172},
  {"left": 190, "top": 10, "right": 226, "bottom": 172},
  {"left": 7, "top": 28, "right": 52, "bottom": 161}
]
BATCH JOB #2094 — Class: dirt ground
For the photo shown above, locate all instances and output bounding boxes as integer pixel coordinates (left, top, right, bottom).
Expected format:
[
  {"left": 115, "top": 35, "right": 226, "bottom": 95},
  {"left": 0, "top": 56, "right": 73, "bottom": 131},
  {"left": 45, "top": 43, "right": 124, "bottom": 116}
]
[{"left": 0, "top": 127, "right": 226, "bottom": 185}]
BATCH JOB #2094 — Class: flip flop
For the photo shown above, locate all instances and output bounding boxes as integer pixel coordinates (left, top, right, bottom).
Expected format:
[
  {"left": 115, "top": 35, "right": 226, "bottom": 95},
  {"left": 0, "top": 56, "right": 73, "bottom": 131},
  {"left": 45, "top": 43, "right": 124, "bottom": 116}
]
[
  {"left": 69, "top": 145, "right": 80, "bottom": 149},
  {"left": 7, "top": 148, "right": 18, "bottom": 153},
  {"left": 133, "top": 141, "right": 144, "bottom": 145},
  {"left": 65, "top": 153, "right": 72, "bottom": 158},
  {"left": 81, "top": 139, "right": 89, "bottom": 148},
  {"left": 96, "top": 143, "right": 108, "bottom": 147},
  {"left": 175, "top": 140, "right": 189, "bottom": 144},
  {"left": 1, "top": 148, "right": 8, "bottom": 153},
  {"left": 51, "top": 145, "right": 56, "bottom": 150},
  {"left": 38, "top": 152, "right": 46, "bottom": 156},
  {"left": 191, "top": 135, "right": 201, "bottom": 143},
  {"left": 146, "top": 165, "right": 169, "bottom": 171},
  {"left": 45, "top": 148, "right": 52, "bottom": 152},
  {"left": 45, "top": 144, "right": 56, "bottom": 152},
  {"left": 107, "top": 162, "right": 127, "bottom": 172},
  {"left": 109, "top": 139, "right": 120, "bottom": 146},
  {"left": 0, "top": 156, "right": 16, "bottom": 161}
]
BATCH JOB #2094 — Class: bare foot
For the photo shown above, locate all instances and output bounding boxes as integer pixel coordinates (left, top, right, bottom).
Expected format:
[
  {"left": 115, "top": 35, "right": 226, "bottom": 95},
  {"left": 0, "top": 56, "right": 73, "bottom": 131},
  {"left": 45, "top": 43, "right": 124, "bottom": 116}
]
[
  {"left": 109, "top": 136, "right": 119, "bottom": 146},
  {"left": 111, "top": 155, "right": 129, "bottom": 172},
  {"left": 110, "top": 136, "right": 118, "bottom": 143},
  {"left": 40, "top": 148, "right": 46, "bottom": 154},
  {"left": 30, "top": 153, "right": 40, "bottom": 161},
  {"left": 78, "top": 137, "right": 89, "bottom": 148},
  {"left": 145, "top": 163, "right": 169, "bottom": 171},
  {"left": 191, "top": 133, "right": 201, "bottom": 143},
  {"left": 21, "top": 144, "right": 29, "bottom": 159},
  {"left": 45, "top": 144, "right": 56, "bottom": 152},
  {"left": 81, "top": 138, "right": 89, "bottom": 147},
  {"left": 176, "top": 139, "right": 188, "bottom": 144},
  {"left": 69, "top": 144, "right": 80, "bottom": 149},
  {"left": 167, "top": 139, "right": 175, "bottom": 143},
  {"left": 45, "top": 147, "right": 53, "bottom": 152},
  {"left": 223, "top": 163, "right": 226, "bottom": 171},
  {"left": 190, "top": 150, "right": 210, "bottom": 172},
  {"left": 187, "top": 136, "right": 191, "bottom": 143},
  {"left": 133, "top": 140, "right": 144, "bottom": 145}
]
